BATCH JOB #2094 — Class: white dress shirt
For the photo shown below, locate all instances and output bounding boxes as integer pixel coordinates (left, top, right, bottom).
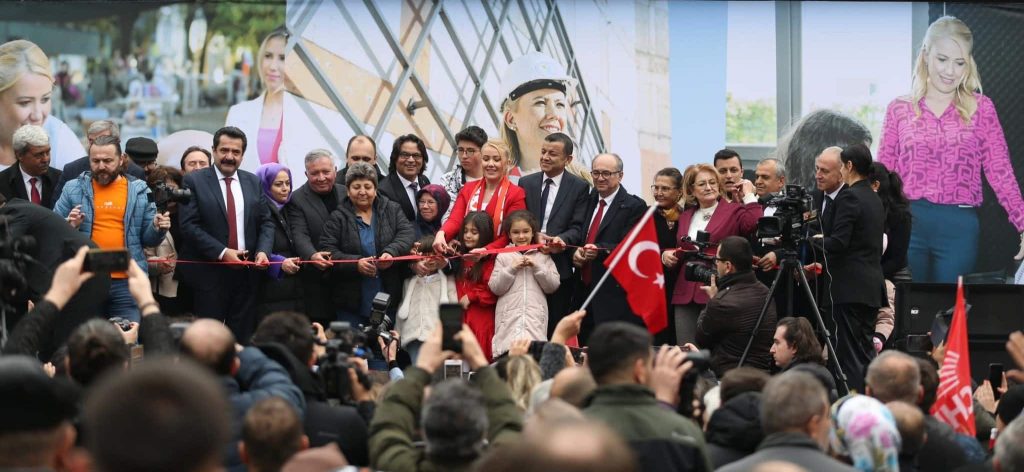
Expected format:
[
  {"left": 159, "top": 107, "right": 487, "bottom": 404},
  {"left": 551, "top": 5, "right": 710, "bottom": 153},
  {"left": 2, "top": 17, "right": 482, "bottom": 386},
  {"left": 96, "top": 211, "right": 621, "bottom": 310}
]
[
  {"left": 20, "top": 165, "right": 41, "bottom": 201},
  {"left": 397, "top": 174, "right": 419, "bottom": 217},
  {"left": 822, "top": 186, "right": 843, "bottom": 214},
  {"left": 539, "top": 171, "right": 565, "bottom": 234},
  {"left": 589, "top": 186, "right": 620, "bottom": 230},
  {"left": 215, "top": 166, "right": 246, "bottom": 259}
]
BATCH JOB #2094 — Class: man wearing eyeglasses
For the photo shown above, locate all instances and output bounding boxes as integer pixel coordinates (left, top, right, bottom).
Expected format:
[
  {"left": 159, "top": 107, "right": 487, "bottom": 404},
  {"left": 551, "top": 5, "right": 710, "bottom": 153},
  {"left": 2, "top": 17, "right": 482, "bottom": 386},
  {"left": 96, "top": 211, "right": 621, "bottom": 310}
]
[
  {"left": 572, "top": 153, "right": 646, "bottom": 342},
  {"left": 379, "top": 134, "right": 432, "bottom": 222},
  {"left": 439, "top": 126, "right": 487, "bottom": 220}
]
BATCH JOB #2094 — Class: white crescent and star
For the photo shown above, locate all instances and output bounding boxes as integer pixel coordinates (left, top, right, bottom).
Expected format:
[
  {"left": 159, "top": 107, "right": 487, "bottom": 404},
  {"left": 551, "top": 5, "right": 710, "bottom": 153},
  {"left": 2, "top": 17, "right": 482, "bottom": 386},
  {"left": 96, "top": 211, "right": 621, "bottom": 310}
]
[{"left": 627, "top": 241, "right": 665, "bottom": 288}]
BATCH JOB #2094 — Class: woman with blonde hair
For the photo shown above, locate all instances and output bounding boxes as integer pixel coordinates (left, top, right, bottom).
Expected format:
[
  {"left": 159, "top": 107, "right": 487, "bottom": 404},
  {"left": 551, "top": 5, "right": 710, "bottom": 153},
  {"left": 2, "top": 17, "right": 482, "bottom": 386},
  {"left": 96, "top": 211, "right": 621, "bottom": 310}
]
[
  {"left": 504, "top": 354, "right": 542, "bottom": 412},
  {"left": 0, "top": 39, "right": 85, "bottom": 170},
  {"left": 662, "top": 164, "right": 761, "bottom": 344},
  {"left": 434, "top": 138, "right": 527, "bottom": 252},
  {"left": 878, "top": 16, "right": 1024, "bottom": 283}
]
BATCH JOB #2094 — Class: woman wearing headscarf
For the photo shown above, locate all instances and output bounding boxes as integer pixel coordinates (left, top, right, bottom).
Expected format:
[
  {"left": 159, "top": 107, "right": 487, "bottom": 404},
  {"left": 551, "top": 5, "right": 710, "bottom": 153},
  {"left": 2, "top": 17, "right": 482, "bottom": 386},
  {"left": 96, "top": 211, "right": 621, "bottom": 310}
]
[
  {"left": 255, "top": 162, "right": 303, "bottom": 319},
  {"left": 413, "top": 183, "right": 451, "bottom": 239},
  {"left": 829, "top": 395, "right": 901, "bottom": 472}
]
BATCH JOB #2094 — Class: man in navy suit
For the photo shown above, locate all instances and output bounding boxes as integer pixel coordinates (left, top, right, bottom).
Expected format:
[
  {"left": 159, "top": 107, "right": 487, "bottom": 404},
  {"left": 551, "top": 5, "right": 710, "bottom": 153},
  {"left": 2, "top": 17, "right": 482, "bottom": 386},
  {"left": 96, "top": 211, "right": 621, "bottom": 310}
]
[
  {"left": 179, "top": 126, "right": 274, "bottom": 341},
  {"left": 519, "top": 132, "right": 589, "bottom": 335},
  {"left": 572, "top": 153, "right": 647, "bottom": 343}
]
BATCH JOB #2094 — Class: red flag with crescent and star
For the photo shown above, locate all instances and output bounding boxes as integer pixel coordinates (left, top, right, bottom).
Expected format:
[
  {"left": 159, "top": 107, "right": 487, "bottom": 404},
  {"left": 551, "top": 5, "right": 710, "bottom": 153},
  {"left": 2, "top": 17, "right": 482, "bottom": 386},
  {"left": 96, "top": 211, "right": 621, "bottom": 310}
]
[{"left": 604, "top": 215, "right": 668, "bottom": 333}]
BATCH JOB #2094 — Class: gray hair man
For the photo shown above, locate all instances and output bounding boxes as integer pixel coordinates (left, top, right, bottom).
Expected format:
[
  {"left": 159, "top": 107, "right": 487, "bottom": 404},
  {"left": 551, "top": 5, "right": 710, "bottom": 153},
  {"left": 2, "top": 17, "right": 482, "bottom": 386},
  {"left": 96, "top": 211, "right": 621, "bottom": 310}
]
[{"left": 0, "top": 124, "right": 61, "bottom": 208}]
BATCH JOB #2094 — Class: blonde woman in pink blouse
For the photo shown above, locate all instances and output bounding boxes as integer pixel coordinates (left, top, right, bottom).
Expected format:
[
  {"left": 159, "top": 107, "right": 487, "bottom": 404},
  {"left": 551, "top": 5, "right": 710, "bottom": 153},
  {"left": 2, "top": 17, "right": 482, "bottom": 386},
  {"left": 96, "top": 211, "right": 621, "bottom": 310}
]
[{"left": 878, "top": 16, "right": 1024, "bottom": 283}]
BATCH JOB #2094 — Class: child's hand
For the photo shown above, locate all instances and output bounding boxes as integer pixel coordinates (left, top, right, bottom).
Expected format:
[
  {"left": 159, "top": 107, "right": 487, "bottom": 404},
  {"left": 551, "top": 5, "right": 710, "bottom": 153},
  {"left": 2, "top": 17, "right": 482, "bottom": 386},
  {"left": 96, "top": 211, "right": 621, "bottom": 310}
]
[
  {"left": 517, "top": 256, "right": 533, "bottom": 269},
  {"left": 459, "top": 295, "right": 470, "bottom": 309}
]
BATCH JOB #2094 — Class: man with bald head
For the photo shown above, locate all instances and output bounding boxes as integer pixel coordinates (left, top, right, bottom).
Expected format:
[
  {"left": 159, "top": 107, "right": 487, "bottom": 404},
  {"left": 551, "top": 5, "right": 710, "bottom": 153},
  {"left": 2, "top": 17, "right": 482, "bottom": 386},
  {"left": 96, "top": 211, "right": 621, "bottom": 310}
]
[
  {"left": 550, "top": 366, "right": 597, "bottom": 408},
  {"left": 180, "top": 319, "right": 305, "bottom": 470},
  {"left": 572, "top": 153, "right": 647, "bottom": 340},
  {"left": 338, "top": 135, "right": 382, "bottom": 184}
]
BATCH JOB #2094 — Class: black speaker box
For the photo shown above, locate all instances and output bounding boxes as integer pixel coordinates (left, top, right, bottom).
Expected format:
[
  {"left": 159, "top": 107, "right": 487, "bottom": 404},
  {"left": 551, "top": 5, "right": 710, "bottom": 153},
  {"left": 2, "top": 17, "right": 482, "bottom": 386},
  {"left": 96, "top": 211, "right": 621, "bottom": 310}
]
[{"left": 894, "top": 283, "right": 1024, "bottom": 383}]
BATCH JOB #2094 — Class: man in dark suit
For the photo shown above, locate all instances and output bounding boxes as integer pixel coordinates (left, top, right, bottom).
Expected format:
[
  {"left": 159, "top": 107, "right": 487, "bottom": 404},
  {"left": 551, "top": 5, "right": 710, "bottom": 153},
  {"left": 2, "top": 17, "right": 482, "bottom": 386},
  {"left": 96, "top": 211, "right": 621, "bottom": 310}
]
[
  {"left": 54, "top": 120, "right": 146, "bottom": 199},
  {"left": 520, "top": 132, "right": 589, "bottom": 335},
  {"left": 179, "top": 126, "right": 274, "bottom": 341},
  {"left": 285, "top": 149, "right": 346, "bottom": 324},
  {"left": 377, "top": 134, "right": 430, "bottom": 222},
  {"left": 811, "top": 145, "right": 885, "bottom": 393},
  {"left": 0, "top": 125, "right": 61, "bottom": 209},
  {"left": 572, "top": 153, "right": 647, "bottom": 343}
]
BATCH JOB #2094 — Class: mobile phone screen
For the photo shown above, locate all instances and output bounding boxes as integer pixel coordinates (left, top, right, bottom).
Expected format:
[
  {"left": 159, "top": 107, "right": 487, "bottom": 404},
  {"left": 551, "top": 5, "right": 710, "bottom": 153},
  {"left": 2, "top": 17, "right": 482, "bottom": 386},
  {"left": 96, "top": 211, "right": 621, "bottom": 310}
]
[
  {"left": 439, "top": 303, "right": 463, "bottom": 353},
  {"left": 989, "top": 364, "right": 1004, "bottom": 401},
  {"left": 930, "top": 314, "right": 950, "bottom": 348}
]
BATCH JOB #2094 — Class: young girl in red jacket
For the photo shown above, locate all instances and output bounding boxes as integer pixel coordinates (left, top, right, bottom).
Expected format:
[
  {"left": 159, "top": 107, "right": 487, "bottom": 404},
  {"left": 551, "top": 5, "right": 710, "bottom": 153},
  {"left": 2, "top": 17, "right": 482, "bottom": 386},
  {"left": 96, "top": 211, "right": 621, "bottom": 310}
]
[{"left": 455, "top": 211, "right": 498, "bottom": 361}]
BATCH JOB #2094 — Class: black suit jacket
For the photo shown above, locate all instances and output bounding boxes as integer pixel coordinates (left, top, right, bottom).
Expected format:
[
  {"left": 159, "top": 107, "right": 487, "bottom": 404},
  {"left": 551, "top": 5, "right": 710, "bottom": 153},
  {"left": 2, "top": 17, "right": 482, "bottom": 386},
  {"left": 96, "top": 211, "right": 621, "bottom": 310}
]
[
  {"left": 285, "top": 183, "right": 346, "bottom": 260},
  {"left": 55, "top": 155, "right": 146, "bottom": 201},
  {"left": 0, "top": 165, "right": 62, "bottom": 209},
  {"left": 179, "top": 167, "right": 275, "bottom": 285},
  {"left": 574, "top": 186, "right": 647, "bottom": 326},
  {"left": 520, "top": 171, "right": 590, "bottom": 280},
  {"left": 377, "top": 172, "right": 429, "bottom": 222},
  {"left": 811, "top": 180, "right": 885, "bottom": 308}
]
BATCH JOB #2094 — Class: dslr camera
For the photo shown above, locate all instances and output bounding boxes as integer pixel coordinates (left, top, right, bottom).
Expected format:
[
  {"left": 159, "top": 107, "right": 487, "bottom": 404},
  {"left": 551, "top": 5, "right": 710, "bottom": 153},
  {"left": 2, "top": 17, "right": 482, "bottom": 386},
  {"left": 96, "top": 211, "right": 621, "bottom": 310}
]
[
  {"left": 318, "top": 321, "right": 372, "bottom": 404},
  {"left": 757, "top": 184, "right": 815, "bottom": 248},
  {"left": 148, "top": 180, "right": 192, "bottom": 213},
  {"left": 681, "top": 230, "right": 717, "bottom": 285}
]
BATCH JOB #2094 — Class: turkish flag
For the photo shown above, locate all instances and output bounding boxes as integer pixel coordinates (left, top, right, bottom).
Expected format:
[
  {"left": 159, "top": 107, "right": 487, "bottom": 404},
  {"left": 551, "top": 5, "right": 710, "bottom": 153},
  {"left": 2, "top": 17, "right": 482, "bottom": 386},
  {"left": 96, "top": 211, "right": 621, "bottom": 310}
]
[
  {"left": 604, "top": 214, "right": 668, "bottom": 334},
  {"left": 930, "top": 277, "right": 975, "bottom": 436}
]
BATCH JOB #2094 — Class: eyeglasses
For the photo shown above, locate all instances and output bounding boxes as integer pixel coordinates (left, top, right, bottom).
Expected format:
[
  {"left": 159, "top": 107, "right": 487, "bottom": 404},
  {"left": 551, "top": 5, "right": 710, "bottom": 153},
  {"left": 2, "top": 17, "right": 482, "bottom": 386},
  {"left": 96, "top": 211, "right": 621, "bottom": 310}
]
[
  {"left": 456, "top": 148, "right": 479, "bottom": 156},
  {"left": 591, "top": 170, "right": 622, "bottom": 180},
  {"left": 650, "top": 185, "right": 679, "bottom": 193},
  {"left": 418, "top": 200, "right": 437, "bottom": 207},
  {"left": 398, "top": 152, "right": 423, "bottom": 160}
]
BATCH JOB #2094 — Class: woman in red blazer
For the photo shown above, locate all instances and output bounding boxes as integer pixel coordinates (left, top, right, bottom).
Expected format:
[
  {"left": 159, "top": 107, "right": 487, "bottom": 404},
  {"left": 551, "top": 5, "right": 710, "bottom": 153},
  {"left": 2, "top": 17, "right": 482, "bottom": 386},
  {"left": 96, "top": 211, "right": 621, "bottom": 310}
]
[
  {"left": 663, "top": 164, "right": 762, "bottom": 344},
  {"left": 434, "top": 139, "right": 526, "bottom": 253}
]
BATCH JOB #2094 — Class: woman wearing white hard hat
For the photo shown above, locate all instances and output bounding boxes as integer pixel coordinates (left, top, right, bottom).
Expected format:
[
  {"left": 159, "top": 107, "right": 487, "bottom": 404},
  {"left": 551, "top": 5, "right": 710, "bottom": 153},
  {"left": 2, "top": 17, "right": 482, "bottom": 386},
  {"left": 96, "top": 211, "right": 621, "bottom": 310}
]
[
  {"left": 499, "top": 51, "right": 577, "bottom": 179},
  {"left": 0, "top": 40, "right": 86, "bottom": 171}
]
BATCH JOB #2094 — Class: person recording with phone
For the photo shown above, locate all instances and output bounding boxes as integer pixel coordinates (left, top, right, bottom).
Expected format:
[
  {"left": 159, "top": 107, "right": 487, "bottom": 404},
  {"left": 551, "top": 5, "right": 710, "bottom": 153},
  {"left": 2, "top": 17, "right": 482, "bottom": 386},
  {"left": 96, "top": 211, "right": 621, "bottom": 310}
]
[
  {"left": 53, "top": 134, "right": 168, "bottom": 322},
  {"left": 810, "top": 144, "right": 885, "bottom": 393}
]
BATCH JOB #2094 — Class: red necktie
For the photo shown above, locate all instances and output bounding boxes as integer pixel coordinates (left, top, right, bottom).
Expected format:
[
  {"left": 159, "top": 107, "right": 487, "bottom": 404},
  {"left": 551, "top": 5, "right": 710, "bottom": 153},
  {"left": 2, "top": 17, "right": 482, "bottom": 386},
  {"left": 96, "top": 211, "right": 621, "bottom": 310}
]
[
  {"left": 583, "top": 199, "right": 606, "bottom": 285},
  {"left": 225, "top": 177, "right": 238, "bottom": 250},
  {"left": 29, "top": 177, "right": 40, "bottom": 205}
]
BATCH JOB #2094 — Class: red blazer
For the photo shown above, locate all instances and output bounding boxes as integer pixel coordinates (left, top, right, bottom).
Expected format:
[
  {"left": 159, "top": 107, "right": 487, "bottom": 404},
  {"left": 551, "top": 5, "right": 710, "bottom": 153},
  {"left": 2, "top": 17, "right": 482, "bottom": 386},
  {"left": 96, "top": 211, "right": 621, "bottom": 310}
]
[
  {"left": 441, "top": 180, "right": 527, "bottom": 250},
  {"left": 671, "top": 199, "right": 762, "bottom": 305}
]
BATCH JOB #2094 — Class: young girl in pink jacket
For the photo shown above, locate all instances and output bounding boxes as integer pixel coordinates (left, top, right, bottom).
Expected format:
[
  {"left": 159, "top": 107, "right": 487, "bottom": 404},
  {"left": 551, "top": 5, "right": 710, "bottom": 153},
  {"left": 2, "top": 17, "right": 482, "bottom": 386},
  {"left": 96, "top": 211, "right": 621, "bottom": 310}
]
[{"left": 489, "top": 210, "right": 560, "bottom": 357}]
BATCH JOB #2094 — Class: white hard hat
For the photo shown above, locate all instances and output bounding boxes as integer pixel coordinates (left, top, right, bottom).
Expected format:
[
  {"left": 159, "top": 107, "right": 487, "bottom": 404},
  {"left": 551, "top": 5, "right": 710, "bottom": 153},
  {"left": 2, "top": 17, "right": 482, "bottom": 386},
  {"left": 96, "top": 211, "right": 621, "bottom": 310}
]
[{"left": 499, "top": 51, "right": 576, "bottom": 105}]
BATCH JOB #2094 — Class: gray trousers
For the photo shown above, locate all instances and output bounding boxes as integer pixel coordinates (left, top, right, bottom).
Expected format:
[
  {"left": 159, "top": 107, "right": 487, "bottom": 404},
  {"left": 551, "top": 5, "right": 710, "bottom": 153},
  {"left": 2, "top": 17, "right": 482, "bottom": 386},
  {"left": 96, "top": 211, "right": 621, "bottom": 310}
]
[{"left": 674, "top": 303, "right": 705, "bottom": 345}]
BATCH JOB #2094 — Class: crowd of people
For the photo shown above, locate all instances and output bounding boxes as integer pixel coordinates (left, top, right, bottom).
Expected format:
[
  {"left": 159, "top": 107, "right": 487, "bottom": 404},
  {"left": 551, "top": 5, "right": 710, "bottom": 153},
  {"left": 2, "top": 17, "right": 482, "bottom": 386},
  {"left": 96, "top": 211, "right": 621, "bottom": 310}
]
[{"left": 3, "top": 15, "right": 1024, "bottom": 472}]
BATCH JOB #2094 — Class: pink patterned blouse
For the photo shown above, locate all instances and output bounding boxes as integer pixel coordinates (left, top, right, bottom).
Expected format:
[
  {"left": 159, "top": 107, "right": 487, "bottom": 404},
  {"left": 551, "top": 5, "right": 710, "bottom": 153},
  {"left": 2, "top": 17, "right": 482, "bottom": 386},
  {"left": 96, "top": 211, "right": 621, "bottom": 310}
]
[{"left": 877, "top": 93, "right": 1024, "bottom": 232}]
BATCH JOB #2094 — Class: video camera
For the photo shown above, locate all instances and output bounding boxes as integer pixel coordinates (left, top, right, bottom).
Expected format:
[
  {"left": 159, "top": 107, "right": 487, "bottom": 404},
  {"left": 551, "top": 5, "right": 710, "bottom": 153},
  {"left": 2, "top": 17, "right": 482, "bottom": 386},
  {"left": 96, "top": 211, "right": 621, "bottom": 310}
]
[
  {"left": 757, "top": 184, "right": 815, "bottom": 248},
  {"left": 681, "top": 230, "right": 717, "bottom": 285},
  {"left": 677, "top": 348, "right": 713, "bottom": 418},
  {"left": 318, "top": 321, "right": 372, "bottom": 404},
  {"left": 148, "top": 180, "right": 192, "bottom": 213}
]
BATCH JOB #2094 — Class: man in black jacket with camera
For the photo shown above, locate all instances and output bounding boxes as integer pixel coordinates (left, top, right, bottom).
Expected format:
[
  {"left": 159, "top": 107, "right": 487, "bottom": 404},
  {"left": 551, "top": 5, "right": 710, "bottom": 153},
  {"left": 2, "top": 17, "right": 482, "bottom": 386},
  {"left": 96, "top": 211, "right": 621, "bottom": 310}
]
[{"left": 696, "top": 236, "right": 776, "bottom": 376}]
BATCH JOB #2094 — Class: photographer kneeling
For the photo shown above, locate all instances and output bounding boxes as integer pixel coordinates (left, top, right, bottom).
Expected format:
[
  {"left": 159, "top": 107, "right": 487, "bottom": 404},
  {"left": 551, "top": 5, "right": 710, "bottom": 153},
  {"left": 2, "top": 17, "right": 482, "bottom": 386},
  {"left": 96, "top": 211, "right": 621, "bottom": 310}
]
[
  {"left": 369, "top": 323, "right": 522, "bottom": 471},
  {"left": 696, "top": 236, "right": 776, "bottom": 377}
]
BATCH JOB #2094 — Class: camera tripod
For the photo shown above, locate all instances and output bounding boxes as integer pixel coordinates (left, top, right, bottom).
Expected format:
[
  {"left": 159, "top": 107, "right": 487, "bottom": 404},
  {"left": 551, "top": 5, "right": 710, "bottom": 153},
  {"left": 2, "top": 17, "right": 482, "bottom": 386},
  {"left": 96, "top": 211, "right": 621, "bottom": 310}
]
[{"left": 737, "top": 248, "right": 849, "bottom": 396}]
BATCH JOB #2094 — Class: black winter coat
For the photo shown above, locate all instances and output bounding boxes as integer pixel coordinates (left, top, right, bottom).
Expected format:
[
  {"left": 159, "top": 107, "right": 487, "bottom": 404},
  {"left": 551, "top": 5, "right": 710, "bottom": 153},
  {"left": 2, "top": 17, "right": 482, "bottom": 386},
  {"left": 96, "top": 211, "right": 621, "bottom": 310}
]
[
  {"left": 706, "top": 392, "right": 764, "bottom": 469},
  {"left": 696, "top": 271, "right": 776, "bottom": 376},
  {"left": 257, "top": 202, "right": 304, "bottom": 317},
  {"left": 319, "top": 194, "right": 415, "bottom": 314}
]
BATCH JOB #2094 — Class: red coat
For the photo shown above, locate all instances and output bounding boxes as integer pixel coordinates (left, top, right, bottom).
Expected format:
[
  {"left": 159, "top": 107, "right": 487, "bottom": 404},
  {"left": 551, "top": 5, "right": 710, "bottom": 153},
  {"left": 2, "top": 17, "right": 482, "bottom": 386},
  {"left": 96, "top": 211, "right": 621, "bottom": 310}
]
[
  {"left": 441, "top": 180, "right": 527, "bottom": 250},
  {"left": 671, "top": 200, "right": 762, "bottom": 305},
  {"left": 456, "top": 257, "right": 497, "bottom": 361}
]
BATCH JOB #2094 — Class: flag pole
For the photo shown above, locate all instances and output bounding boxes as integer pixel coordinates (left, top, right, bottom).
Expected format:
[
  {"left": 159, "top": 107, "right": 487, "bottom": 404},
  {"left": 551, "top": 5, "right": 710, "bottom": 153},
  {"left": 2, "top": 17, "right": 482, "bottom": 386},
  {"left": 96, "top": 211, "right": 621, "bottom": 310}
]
[{"left": 578, "top": 205, "right": 659, "bottom": 311}]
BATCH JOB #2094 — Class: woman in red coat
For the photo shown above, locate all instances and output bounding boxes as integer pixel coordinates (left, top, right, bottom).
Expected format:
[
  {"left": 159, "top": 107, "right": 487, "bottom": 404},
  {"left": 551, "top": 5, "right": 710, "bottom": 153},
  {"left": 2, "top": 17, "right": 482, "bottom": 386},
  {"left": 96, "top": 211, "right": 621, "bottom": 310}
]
[
  {"left": 663, "top": 164, "right": 762, "bottom": 344},
  {"left": 434, "top": 139, "right": 526, "bottom": 254}
]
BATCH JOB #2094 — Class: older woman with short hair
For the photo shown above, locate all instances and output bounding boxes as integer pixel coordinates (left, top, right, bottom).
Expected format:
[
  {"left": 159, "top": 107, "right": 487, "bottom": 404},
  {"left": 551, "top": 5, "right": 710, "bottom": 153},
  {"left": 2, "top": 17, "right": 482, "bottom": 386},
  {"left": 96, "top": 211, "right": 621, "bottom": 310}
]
[{"left": 320, "top": 162, "right": 415, "bottom": 326}]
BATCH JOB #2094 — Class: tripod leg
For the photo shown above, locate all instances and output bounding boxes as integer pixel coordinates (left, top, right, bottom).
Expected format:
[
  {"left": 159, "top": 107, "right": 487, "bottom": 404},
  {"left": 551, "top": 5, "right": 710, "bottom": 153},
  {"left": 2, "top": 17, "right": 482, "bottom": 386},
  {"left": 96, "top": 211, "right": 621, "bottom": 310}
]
[
  {"left": 793, "top": 265, "right": 850, "bottom": 396},
  {"left": 738, "top": 266, "right": 785, "bottom": 367}
]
